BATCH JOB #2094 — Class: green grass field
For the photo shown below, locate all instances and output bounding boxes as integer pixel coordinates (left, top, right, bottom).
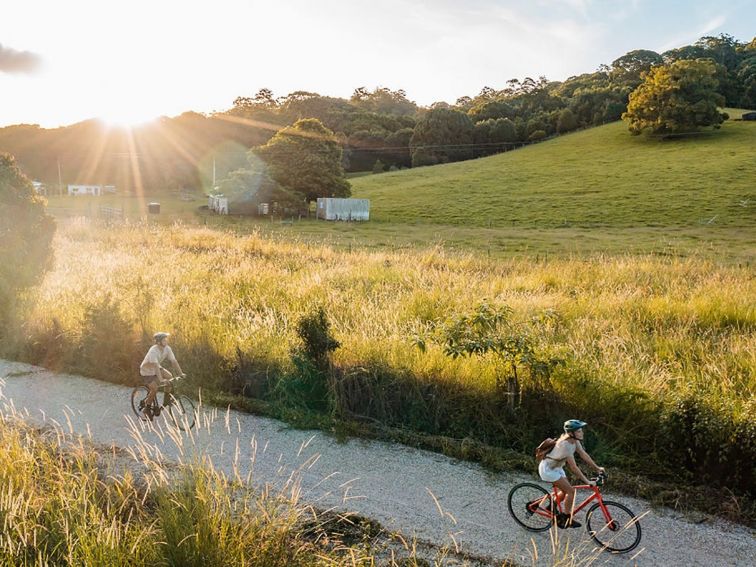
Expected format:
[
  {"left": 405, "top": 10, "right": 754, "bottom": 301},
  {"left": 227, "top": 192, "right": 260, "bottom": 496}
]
[
  {"left": 350, "top": 118, "right": 755, "bottom": 229},
  {"left": 44, "top": 192, "right": 201, "bottom": 220},
  {"left": 42, "top": 117, "right": 755, "bottom": 263}
]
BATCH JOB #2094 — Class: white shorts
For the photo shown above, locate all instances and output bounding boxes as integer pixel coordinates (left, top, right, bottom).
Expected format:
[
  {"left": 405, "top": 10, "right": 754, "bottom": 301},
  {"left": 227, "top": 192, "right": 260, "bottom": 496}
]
[{"left": 538, "top": 459, "right": 566, "bottom": 483}]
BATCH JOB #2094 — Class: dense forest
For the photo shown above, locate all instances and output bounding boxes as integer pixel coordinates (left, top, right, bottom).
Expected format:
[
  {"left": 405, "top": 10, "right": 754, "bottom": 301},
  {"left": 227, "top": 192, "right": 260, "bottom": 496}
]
[{"left": 0, "top": 34, "right": 753, "bottom": 193}]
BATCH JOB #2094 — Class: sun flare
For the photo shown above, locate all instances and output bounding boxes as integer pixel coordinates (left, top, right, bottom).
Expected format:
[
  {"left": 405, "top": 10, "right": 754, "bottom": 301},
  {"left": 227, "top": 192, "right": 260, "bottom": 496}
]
[{"left": 98, "top": 108, "right": 160, "bottom": 129}]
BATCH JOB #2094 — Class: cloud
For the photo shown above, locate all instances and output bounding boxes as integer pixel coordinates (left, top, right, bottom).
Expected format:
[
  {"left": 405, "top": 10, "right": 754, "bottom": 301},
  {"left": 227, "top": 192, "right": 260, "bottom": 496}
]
[{"left": 0, "top": 43, "right": 42, "bottom": 74}]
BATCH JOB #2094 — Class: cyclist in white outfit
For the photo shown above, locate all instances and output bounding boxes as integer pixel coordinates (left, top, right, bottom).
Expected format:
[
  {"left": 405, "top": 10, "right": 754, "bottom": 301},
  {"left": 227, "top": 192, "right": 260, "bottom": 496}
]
[
  {"left": 539, "top": 419, "right": 604, "bottom": 528},
  {"left": 140, "top": 332, "right": 184, "bottom": 413}
]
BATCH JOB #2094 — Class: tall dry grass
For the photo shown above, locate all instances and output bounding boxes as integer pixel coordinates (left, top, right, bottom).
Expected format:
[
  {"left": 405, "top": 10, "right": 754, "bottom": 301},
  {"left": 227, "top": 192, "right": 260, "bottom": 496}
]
[
  {"left": 5, "top": 220, "right": 755, "bottom": 502},
  {"left": 0, "top": 383, "right": 483, "bottom": 566}
]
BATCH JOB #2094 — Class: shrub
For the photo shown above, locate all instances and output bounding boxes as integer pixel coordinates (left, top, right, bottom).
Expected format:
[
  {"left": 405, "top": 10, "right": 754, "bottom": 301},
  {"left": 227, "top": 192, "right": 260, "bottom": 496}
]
[
  {"left": 23, "top": 318, "right": 71, "bottom": 370},
  {"left": 528, "top": 130, "right": 547, "bottom": 141},
  {"left": 77, "top": 295, "right": 140, "bottom": 382},
  {"left": 274, "top": 307, "right": 341, "bottom": 411},
  {"left": 660, "top": 395, "right": 755, "bottom": 490},
  {"left": 295, "top": 307, "right": 340, "bottom": 369}
]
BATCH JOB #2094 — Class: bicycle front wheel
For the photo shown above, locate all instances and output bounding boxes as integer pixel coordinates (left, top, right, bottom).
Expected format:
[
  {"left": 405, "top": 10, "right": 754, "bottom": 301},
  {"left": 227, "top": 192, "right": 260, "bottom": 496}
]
[
  {"left": 167, "top": 395, "right": 196, "bottom": 431},
  {"left": 508, "top": 482, "right": 553, "bottom": 532},
  {"left": 586, "top": 500, "right": 642, "bottom": 553},
  {"left": 131, "top": 386, "right": 151, "bottom": 422}
]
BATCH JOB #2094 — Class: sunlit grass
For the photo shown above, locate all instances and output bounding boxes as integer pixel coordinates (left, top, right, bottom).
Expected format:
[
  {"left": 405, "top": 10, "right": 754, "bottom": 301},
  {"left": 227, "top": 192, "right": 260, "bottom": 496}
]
[
  {"left": 4, "top": 220, "right": 754, "bottom": 522},
  {"left": 22, "top": 221, "right": 753, "bottom": 407},
  {"left": 0, "top": 387, "right": 478, "bottom": 566}
]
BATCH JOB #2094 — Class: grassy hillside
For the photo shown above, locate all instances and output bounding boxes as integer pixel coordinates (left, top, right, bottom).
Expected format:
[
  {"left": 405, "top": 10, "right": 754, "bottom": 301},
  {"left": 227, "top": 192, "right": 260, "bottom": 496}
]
[{"left": 351, "top": 118, "right": 756, "bottom": 229}]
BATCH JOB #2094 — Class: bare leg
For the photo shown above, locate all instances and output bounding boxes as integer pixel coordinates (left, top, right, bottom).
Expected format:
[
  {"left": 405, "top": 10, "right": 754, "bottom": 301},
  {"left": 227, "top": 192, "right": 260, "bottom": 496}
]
[
  {"left": 553, "top": 477, "right": 576, "bottom": 521},
  {"left": 145, "top": 381, "right": 158, "bottom": 407}
]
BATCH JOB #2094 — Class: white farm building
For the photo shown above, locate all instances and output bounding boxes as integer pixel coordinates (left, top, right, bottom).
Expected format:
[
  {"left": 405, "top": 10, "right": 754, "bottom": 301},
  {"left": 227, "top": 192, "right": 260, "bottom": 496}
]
[
  {"left": 316, "top": 198, "right": 370, "bottom": 221},
  {"left": 67, "top": 184, "right": 109, "bottom": 196}
]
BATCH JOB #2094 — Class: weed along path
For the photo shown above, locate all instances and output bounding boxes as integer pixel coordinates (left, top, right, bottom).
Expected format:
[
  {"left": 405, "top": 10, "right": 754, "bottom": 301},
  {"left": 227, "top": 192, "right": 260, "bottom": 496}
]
[{"left": 1, "top": 360, "right": 753, "bottom": 567}]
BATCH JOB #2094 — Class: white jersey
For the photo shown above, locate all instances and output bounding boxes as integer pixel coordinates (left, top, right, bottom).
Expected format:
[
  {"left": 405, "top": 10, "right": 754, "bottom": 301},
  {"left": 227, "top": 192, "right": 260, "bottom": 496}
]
[{"left": 140, "top": 345, "right": 177, "bottom": 376}]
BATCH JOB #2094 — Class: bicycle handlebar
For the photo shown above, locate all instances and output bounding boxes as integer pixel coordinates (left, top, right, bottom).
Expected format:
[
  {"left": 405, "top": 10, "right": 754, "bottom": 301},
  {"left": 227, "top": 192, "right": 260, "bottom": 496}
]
[
  {"left": 160, "top": 374, "right": 186, "bottom": 385},
  {"left": 591, "top": 471, "right": 608, "bottom": 486}
]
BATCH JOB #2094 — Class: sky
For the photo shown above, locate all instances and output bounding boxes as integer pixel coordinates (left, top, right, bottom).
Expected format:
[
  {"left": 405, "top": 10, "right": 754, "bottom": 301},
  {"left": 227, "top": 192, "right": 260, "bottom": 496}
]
[{"left": 1, "top": 0, "right": 754, "bottom": 128}]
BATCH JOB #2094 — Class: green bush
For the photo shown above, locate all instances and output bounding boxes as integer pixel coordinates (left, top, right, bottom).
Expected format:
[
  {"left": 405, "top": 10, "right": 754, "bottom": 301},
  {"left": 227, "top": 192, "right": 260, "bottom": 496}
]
[
  {"left": 23, "top": 318, "right": 71, "bottom": 370},
  {"left": 295, "top": 307, "right": 340, "bottom": 370},
  {"left": 77, "top": 295, "right": 140, "bottom": 382},
  {"left": 273, "top": 307, "right": 341, "bottom": 411},
  {"left": 528, "top": 129, "right": 547, "bottom": 141},
  {"left": 660, "top": 395, "right": 755, "bottom": 490}
]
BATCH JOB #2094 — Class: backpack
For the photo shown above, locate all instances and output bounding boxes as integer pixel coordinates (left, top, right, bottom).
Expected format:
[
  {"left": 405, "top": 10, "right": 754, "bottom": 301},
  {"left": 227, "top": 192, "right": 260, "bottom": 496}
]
[{"left": 535, "top": 437, "right": 557, "bottom": 462}]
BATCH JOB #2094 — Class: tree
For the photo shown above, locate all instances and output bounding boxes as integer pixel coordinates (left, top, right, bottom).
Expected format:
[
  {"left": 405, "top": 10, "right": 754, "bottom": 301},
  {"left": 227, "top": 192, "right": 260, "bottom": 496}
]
[
  {"left": 350, "top": 87, "right": 417, "bottom": 116},
  {"left": 473, "top": 118, "right": 516, "bottom": 157},
  {"left": 347, "top": 129, "right": 390, "bottom": 171},
  {"left": 736, "top": 57, "right": 756, "bottom": 108},
  {"left": 468, "top": 100, "right": 515, "bottom": 123},
  {"left": 0, "top": 153, "right": 56, "bottom": 318},
  {"left": 610, "top": 49, "right": 663, "bottom": 90},
  {"left": 254, "top": 118, "right": 350, "bottom": 203},
  {"left": 414, "top": 302, "right": 563, "bottom": 409},
  {"left": 623, "top": 59, "right": 727, "bottom": 136},
  {"left": 556, "top": 108, "right": 578, "bottom": 133},
  {"left": 410, "top": 108, "right": 473, "bottom": 167}
]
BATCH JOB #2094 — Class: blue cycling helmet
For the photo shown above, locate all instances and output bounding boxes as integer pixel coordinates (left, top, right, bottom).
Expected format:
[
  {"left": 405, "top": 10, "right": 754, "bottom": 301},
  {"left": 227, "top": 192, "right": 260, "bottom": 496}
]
[
  {"left": 153, "top": 332, "right": 170, "bottom": 343},
  {"left": 564, "top": 419, "right": 587, "bottom": 433}
]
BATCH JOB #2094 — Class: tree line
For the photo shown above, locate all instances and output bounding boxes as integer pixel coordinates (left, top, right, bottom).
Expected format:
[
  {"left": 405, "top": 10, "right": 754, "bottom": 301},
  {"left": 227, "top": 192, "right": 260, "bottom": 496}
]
[{"left": 0, "top": 34, "right": 753, "bottom": 195}]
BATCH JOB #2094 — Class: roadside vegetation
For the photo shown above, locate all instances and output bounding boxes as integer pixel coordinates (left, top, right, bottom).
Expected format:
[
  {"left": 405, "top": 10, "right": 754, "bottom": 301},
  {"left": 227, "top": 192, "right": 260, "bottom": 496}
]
[
  {"left": 3, "top": 220, "right": 753, "bottom": 525},
  {"left": 0, "top": 404, "right": 464, "bottom": 566}
]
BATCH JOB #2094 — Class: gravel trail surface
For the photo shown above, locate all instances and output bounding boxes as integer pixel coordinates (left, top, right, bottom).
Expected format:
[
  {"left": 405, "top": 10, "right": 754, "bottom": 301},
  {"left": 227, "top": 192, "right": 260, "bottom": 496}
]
[{"left": 1, "top": 360, "right": 753, "bottom": 566}]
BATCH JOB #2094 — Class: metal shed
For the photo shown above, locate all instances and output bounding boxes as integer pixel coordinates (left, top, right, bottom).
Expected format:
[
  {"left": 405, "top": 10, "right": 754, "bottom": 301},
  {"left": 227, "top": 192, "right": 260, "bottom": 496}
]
[{"left": 316, "top": 198, "right": 370, "bottom": 221}]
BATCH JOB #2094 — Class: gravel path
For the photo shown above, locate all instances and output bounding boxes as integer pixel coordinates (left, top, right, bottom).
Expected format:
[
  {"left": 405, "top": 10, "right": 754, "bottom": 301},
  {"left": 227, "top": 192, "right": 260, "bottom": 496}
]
[{"left": 1, "top": 360, "right": 753, "bottom": 566}]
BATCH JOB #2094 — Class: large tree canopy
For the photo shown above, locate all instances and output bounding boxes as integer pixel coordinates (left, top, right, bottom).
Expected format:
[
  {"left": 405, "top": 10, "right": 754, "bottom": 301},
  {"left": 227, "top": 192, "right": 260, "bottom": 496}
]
[
  {"left": 610, "top": 49, "right": 664, "bottom": 90},
  {"left": 623, "top": 59, "right": 727, "bottom": 136},
  {"left": 254, "top": 118, "right": 351, "bottom": 203},
  {"left": 0, "top": 153, "right": 56, "bottom": 299}
]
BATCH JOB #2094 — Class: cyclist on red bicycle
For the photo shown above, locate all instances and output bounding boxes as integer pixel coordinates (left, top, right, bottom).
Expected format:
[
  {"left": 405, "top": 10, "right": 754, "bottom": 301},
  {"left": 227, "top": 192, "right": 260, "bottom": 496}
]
[
  {"left": 139, "top": 332, "right": 184, "bottom": 415},
  {"left": 538, "top": 419, "right": 604, "bottom": 529}
]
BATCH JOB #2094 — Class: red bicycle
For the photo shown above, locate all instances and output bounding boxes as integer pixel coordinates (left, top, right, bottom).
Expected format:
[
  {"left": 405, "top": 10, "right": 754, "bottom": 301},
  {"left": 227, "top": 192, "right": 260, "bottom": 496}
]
[{"left": 507, "top": 472, "right": 642, "bottom": 553}]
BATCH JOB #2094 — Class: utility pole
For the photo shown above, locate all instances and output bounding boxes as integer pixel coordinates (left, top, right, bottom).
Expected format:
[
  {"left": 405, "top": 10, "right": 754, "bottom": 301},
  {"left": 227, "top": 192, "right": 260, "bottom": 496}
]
[
  {"left": 57, "top": 159, "right": 63, "bottom": 196},
  {"left": 212, "top": 155, "right": 216, "bottom": 188}
]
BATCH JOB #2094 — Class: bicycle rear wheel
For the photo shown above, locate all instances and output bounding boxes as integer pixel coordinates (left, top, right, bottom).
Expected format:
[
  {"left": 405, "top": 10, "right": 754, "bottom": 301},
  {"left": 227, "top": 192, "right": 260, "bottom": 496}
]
[
  {"left": 130, "top": 386, "right": 151, "bottom": 422},
  {"left": 508, "top": 482, "right": 553, "bottom": 532},
  {"left": 167, "top": 394, "right": 196, "bottom": 431},
  {"left": 586, "top": 500, "right": 642, "bottom": 553}
]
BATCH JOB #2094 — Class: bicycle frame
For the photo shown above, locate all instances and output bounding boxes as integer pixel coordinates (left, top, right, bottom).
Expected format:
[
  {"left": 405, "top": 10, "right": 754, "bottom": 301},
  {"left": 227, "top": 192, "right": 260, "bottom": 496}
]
[
  {"left": 160, "top": 380, "right": 176, "bottom": 407},
  {"left": 146, "top": 378, "right": 177, "bottom": 412},
  {"left": 530, "top": 482, "right": 614, "bottom": 523},
  {"left": 555, "top": 483, "right": 602, "bottom": 515}
]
